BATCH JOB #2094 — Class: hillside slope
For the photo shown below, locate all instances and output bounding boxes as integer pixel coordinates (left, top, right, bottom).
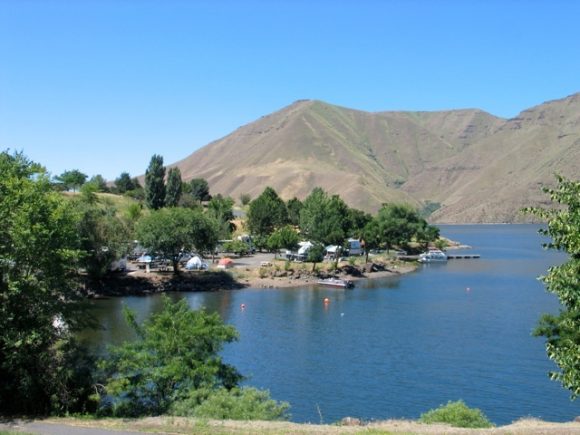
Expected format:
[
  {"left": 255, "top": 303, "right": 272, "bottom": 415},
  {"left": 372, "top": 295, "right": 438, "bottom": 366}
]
[{"left": 171, "top": 93, "right": 580, "bottom": 222}]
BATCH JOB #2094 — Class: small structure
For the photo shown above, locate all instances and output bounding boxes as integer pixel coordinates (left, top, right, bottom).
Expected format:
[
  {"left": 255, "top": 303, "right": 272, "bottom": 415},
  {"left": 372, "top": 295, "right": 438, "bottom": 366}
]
[{"left": 217, "top": 257, "right": 234, "bottom": 269}]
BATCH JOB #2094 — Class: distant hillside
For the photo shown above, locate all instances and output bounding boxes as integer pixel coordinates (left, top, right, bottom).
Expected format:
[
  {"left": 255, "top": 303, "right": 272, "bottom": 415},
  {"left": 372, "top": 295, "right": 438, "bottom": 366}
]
[{"left": 171, "top": 93, "right": 580, "bottom": 223}]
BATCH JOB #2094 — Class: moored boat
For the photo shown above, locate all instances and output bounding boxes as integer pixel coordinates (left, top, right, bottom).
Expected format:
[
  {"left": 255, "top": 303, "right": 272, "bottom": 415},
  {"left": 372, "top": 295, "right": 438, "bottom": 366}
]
[
  {"left": 418, "top": 249, "right": 448, "bottom": 263},
  {"left": 317, "top": 277, "right": 354, "bottom": 288}
]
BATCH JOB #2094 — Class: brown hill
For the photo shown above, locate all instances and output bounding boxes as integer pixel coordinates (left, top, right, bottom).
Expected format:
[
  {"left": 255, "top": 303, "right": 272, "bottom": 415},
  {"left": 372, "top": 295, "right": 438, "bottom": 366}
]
[{"left": 172, "top": 93, "right": 580, "bottom": 222}]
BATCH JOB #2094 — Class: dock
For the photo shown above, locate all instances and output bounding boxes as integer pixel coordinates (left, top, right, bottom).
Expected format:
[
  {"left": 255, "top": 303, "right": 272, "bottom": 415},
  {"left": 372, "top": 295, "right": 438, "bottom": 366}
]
[{"left": 447, "top": 254, "right": 480, "bottom": 259}]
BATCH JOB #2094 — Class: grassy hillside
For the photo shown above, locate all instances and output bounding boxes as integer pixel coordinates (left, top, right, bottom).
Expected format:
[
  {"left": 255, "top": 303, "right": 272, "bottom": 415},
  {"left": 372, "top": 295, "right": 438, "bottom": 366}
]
[{"left": 169, "top": 93, "right": 580, "bottom": 222}]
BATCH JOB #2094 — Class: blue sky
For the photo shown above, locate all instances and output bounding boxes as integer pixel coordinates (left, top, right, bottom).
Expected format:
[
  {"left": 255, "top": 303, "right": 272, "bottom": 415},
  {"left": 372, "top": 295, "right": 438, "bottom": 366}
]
[{"left": 1, "top": 0, "right": 579, "bottom": 180}]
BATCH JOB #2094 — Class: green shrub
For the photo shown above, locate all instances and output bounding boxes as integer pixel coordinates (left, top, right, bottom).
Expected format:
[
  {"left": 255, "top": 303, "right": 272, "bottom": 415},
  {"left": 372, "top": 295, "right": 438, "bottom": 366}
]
[
  {"left": 419, "top": 400, "right": 493, "bottom": 428},
  {"left": 173, "top": 387, "right": 290, "bottom": 421}
]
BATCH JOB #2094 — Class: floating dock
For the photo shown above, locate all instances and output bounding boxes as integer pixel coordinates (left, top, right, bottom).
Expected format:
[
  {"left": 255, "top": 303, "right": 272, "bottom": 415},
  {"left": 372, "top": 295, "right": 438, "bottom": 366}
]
[{"left": 447, "top": 254, "right": 480, "bottom": 259}]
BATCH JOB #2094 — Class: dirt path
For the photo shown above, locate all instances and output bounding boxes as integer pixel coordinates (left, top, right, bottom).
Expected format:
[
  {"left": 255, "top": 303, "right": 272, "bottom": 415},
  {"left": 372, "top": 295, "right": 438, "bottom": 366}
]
[{"left": 4, "top": 417, "right": 580, "bottom": 435}]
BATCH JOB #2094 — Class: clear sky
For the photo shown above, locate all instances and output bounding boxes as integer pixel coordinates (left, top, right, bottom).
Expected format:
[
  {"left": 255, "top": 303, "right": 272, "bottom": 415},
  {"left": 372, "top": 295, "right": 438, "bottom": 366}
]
[{"left": 1, "top": 0, "right": 579, "bottom": 180}]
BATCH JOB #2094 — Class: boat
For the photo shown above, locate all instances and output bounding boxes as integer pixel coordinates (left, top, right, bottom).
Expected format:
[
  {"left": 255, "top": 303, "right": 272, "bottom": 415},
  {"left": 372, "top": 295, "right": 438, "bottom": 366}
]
[
  {"left": 418, "top": 249, "right": 448, "bottom": 263},
  {"left": 317, "top": 277, "right": 354, "bottom": 288}
]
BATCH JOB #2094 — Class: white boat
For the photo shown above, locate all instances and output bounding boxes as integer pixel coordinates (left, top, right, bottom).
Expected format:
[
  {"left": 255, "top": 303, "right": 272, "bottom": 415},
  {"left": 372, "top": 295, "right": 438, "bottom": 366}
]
[
  {"left": 317, "top": 278, "right": 354, "bottom": 288},
  {"left": 418, "top": 249, "right": 448, "bottom": 263}
]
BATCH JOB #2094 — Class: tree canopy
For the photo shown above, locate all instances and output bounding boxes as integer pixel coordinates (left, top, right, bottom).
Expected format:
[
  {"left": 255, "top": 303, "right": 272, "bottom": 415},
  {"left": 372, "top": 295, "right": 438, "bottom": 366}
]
[
  {"left": 526, "top": 176, "right": 580, "bottom": 398},
  {"left": 136, "top": 207, "right": 218, "bottom": 273},
  {"left": 165, "top": 167, "right": 183, "bottom": 207},
  {"left": 54, "top": 169, "right": 88, "bottom": 192},
  {"left": 144, "top": 154, "right": 166, "bottom": 210},
  {"left": 190, "top": 178, "right": 211, "bottom": 202},
  {"left": 247, "top": 187, "right": 288, "bottom": 239},
  {"left": 299, "top": 187, "right": 350, "bottom": 247},
  {"left": 0, "top": 151, "right": 94, "bottom": 415},
  {"left": 99, "top": 296, "right": 241, "bottom": 416}
]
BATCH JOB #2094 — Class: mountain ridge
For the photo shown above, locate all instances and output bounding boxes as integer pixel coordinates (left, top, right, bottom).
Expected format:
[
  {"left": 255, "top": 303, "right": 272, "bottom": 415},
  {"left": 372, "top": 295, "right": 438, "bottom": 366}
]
[{"left": 171, "top": 93, "right": 580, "bottom": 222}]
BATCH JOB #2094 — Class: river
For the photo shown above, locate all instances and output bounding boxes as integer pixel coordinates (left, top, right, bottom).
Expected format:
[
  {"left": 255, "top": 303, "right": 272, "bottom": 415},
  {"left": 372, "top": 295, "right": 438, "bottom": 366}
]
[{"left": 84, "top": 224, "right": 579, "bottom": 424}]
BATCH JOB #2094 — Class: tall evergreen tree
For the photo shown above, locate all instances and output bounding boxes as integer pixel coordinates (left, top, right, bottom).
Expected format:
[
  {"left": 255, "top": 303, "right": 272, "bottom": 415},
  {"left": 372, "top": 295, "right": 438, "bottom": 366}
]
[
  {"left": 165, "top": 167, "right": 183, "bottom": 207},
  {"left": 144, "top": 154, "right": 166, "bottom": 210}
]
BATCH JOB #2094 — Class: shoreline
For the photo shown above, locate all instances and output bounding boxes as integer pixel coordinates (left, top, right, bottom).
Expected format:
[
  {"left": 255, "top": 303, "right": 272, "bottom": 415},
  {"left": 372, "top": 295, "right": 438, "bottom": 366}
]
[{"left": 86, "top": 259, "right": 418, "bottom": 297}]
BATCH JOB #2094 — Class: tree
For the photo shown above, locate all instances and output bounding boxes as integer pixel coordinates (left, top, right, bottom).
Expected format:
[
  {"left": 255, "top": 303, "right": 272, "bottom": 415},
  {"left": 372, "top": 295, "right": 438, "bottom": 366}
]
[
  {"left": 99, "top": 296, "right": 242, "bottom": 417},
  {"left": 0, "top": 151, "right": 95, "bottom": 414},
  {"left": 136, "top": 208, "right": 218, "bottom": 273},
  {"left": 114, "top": 172, "right": 136, "bottom": 194},
  {"left": 88, "top": 174, "right": 108, "bottom": 192},
  {"left": 54, "top": 169, "right": 88, "bottom": 192},
  {"left": 207, "top": 194, "right": 235, "bottom": 239},
  {"left": 300, "top": 188, "right": 350, "bottom": 263},
  {"left": 73, "top": 194, "right": 131, "bottom": 280},
  {"left": 239, "top": 193, "right": 252, "bottom": 206},
  {"left": 144, "top": 154, "right": 166, "bottom": 209},
  {"left": 190, "top": 178, "right": 211, "bottom": 203},
  {"left": 361, "top": 218, "right": 382, "bottom": 263},
  {"left": 376, "top": 203, "right": 423, "bottom": 250},
  {"left": 267, "top": 225, "right": 300, "bottom": 257},
  {"left": 247, "top": 187, "right": 288, "bottom": 241},
  {"left": 165, "top": 167, "right": 183, "bottom": 207},
  {"left": 286, "top": 197, "right": 303, "bottom": 226},
  {"left": 525, "top": 176, "right": 580, "bottom": 398},
  {"left": 347, "top": 207, "right": 373, "bottom": 236}
]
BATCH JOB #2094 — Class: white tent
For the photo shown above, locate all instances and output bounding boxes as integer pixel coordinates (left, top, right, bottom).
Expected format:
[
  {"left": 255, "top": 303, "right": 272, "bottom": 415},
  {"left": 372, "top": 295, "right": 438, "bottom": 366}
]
[{"left": 185, "top": 255, "right": 203, "bottom": 270}]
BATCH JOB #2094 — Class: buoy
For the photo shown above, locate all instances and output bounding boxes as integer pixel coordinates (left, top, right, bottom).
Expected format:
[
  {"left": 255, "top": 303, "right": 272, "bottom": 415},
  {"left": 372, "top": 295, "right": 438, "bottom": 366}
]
[
  {"left": 240, "top": 303, "right": 246, "bottom": 309},
  {"left": 323, "top": 297, "right": 330, "bottom": 304},
  {"left": 466, "top": 287, "right": 471, "bottom": 292}
]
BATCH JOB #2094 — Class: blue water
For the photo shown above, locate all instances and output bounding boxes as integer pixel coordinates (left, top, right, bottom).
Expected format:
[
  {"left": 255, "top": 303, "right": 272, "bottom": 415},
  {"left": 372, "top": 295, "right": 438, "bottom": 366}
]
[{"left": 89, "top": 225, "right": 579, "bottom": 424}]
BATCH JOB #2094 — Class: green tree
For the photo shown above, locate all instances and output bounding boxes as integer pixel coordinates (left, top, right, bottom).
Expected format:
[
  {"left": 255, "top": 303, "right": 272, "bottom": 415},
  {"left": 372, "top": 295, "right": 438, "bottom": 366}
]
[
  {"left": 145, "top": 154, "right": 166, "bottom": 209},
  {"left": 73, "top": 195, "right": 130, "bottom": 280},
  {"left": 361, "top": 217, "right": 382, "bottom": 263},
  {"left": 286, "top": 197, "right": 303, "bottom": 226},
  {"left": 165, "top": 167, "right": 183, "bottom": 207},
  {"left": 136, "top": 208, "right": 218, "bottom": 273},
  {"left": 267, "top": 225, "right": 300, "bottom": 257},
  {"left": 207, "top": 194, "right": 235, "bottom": 239},
  {"left": 347, "top": 207, "right": 373, "bottom": 236},
  {"left": 0, "top": 151, "right": 95, "bottom": 415},
  {"left": 306, "top": 242, "right": 325, "bottom": 272},
  {"left": 99, "top": 296, "right": 242, "bottom": 417},
  {"left": 54, "top": 169, "right": 88, "bottom": 192},
  {"left": 526, "top": 176, "right": 580, "bottom": 398},
  {"left": 239, "top": 193, "right": 252, "bottom": 206},
  {"left": 247, "top": 187, "right": 288, "bottom": 241},
  {"left": 376, "top": 203, "right": 423, "bottom": 250},
  {"left": 190, "top": 178, "right": 211, "bottom": 203},
  {"left": 88, "top": 174, "right": 109, "bottom": 192},
  {"left": 416, "top": 222, "right": 441, "bottom": 251},
  {"left": 114, "top": 172, "right": 137, "bottom": 194},
  {"left": 300, "top": 188, "right": 350, "bottom": 263}
]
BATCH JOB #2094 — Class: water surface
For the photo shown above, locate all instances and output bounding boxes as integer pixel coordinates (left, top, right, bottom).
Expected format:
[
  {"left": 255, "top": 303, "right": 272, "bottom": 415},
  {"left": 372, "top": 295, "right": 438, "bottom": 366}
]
[{"left": 86, "top": 225, "right": 579, "bottom": 424}]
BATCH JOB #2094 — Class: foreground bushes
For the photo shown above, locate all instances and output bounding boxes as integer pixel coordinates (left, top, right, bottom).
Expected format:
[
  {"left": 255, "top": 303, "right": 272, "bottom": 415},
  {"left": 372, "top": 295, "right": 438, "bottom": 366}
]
[
  {"left": 419, "top": 400, "right": 493, "bottom": 428},
  {"left": 171, "top": 387, "right": 290, "bottom": 420}
]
